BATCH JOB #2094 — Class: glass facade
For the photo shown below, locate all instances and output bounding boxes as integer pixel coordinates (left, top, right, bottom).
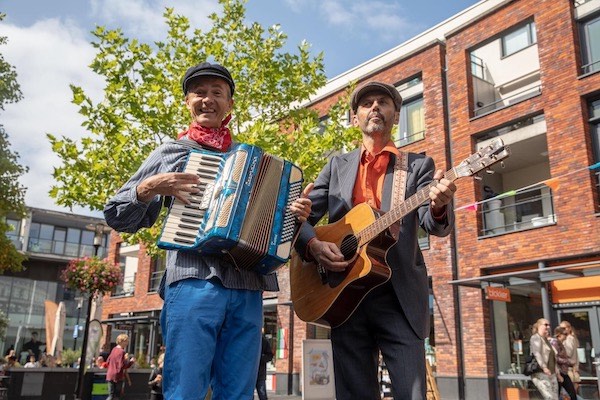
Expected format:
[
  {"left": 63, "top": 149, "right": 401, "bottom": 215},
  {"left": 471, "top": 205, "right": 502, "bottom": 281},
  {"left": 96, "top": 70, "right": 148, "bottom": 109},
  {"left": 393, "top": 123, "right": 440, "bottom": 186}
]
[
  {"left": 0, "top": 275, "right": 89, "bottom": 364},
  {"left": 26, "top": 222, "right": 108, "bottom": 258}
]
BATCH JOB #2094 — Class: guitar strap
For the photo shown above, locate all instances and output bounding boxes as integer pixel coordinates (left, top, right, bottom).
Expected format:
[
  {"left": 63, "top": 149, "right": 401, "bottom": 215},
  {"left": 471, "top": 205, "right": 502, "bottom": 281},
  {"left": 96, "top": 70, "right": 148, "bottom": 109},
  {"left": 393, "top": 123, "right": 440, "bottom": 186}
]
[{"left": 389, "top": 151, "right": 408, "bottom": 240}]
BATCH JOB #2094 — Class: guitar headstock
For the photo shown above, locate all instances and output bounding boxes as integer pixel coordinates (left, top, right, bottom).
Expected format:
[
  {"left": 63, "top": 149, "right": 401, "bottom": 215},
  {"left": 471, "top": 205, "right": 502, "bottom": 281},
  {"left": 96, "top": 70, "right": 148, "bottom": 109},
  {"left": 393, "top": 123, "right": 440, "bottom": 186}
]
[{"left": 455, "top": 139, "right": 510, "bottom": 178}]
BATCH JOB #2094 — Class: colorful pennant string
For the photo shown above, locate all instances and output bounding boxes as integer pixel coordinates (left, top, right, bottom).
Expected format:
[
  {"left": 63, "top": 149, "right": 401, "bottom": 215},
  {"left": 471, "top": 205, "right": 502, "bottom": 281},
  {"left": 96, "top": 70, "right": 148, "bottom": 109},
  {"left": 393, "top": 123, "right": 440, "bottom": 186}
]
[{"left": 454, "top": 162, "right": 599, "bottom": 212}]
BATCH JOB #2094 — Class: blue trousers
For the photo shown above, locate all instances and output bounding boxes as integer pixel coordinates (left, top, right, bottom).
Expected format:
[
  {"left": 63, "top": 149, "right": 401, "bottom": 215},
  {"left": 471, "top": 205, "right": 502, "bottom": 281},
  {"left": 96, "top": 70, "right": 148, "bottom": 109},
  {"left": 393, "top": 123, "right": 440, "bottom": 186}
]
[{"left": 160, "top": 278, "right": 263, "bottom": 400}]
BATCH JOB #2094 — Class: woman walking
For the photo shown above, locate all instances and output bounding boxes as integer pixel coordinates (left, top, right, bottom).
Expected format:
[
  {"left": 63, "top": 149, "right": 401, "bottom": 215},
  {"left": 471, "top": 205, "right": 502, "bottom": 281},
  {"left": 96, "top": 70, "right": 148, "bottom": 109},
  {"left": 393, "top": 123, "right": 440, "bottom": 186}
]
[{"left": 530, "top": 318, "right": 562, "bottom": 400}]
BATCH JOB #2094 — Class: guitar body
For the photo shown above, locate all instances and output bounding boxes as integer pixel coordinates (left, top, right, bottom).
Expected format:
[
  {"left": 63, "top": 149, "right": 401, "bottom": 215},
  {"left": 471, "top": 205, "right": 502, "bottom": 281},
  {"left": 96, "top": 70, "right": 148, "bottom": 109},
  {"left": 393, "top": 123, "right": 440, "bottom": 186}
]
[{"left": 290, "top": 203, "right": 394, "bottom": 328}]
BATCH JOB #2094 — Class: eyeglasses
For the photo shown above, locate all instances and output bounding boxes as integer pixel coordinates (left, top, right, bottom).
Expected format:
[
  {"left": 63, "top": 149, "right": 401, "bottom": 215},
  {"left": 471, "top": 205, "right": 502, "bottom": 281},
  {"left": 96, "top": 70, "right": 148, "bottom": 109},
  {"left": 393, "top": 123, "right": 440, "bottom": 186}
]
[{"left": 544, "top": 323, "right": 551, "bottom": 327}]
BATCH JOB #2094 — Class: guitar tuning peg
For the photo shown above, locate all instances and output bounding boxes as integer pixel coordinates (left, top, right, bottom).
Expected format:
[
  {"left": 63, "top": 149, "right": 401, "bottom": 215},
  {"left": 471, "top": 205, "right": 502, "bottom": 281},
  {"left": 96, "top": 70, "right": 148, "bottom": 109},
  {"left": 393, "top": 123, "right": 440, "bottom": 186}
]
[
  {"left": 486, "top": 168, "right": 494, "bottom": 174},
  {"left": 500, "top": 161, "right": 506, "bottom": 169},
  {"left": 473, "top": 175, "right": 482, "bottom": 181}
]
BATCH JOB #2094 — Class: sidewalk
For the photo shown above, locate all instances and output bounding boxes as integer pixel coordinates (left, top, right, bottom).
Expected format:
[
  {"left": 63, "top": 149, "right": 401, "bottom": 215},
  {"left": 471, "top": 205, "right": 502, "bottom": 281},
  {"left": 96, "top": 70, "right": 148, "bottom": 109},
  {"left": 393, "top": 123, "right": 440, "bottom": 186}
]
[{"left": 253, "top": 393, "right": 302, "bottom": 400}]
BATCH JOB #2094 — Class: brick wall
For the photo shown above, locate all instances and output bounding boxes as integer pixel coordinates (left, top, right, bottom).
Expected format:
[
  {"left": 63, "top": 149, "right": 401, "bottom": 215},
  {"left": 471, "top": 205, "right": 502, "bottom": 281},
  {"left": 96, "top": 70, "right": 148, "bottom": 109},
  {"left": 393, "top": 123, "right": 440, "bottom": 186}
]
[{"left": 445, "top": 0, "right": 600, "bottom": 379}]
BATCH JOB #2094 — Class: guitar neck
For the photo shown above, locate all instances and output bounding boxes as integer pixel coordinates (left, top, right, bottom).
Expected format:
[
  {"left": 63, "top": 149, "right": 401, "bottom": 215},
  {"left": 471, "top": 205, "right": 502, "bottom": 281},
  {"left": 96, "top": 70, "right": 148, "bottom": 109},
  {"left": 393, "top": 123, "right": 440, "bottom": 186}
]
[{"left": 358, "top": 168, "right": 458, "bottom": 246}]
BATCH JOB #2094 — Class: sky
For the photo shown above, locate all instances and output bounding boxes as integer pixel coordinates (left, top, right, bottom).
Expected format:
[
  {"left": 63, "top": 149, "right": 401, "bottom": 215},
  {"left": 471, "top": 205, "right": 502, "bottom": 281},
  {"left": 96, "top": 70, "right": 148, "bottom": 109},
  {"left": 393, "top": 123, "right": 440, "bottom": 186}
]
[{"left": 0, "top": 0, "right": 479, "bottom": 217}]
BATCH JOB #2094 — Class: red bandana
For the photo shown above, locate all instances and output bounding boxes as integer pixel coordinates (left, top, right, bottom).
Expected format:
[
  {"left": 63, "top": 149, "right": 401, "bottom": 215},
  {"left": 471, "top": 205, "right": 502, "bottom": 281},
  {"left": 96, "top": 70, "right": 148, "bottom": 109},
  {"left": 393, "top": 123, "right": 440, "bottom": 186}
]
[{"left": 177, "top": 114, "right": 232, "bottom": 152}]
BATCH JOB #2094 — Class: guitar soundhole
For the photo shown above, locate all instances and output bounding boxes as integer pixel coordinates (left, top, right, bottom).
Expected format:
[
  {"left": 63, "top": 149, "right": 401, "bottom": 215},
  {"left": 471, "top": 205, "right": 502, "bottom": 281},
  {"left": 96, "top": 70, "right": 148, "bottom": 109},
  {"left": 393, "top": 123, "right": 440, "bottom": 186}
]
[{"left": 340, "top": 235, "right": 358, "bottom": 261}]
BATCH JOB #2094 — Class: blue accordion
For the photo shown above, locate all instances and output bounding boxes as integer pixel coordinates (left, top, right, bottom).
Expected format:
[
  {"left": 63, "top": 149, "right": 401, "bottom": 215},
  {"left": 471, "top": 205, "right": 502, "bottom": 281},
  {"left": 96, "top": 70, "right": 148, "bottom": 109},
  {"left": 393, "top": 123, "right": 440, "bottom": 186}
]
[{"left": 157, "top": 143, "right": 303, "bottom": 275}]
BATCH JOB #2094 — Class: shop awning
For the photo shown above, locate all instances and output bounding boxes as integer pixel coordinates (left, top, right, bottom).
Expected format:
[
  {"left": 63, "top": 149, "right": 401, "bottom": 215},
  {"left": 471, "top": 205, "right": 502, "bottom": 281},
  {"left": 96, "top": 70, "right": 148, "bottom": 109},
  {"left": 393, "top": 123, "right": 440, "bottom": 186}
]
[{"left": 448, "top": 260, "right": 600, "bottom": 288}]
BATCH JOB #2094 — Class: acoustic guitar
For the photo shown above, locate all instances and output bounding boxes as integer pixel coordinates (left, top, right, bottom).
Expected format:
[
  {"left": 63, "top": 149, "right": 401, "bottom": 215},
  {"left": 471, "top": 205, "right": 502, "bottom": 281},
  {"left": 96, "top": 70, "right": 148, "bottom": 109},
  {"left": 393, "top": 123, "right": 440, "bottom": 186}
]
[{"left": 290, "top": 138, "right": 510, "bottom": 327}]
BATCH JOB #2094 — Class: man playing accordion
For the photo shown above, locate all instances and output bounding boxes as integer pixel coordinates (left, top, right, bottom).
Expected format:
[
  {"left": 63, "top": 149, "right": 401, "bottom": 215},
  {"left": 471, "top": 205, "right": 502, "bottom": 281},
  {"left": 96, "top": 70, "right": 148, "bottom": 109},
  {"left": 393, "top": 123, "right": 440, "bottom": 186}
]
[{"left": 104, "top": 61, "right": 311, "bottom": 400}]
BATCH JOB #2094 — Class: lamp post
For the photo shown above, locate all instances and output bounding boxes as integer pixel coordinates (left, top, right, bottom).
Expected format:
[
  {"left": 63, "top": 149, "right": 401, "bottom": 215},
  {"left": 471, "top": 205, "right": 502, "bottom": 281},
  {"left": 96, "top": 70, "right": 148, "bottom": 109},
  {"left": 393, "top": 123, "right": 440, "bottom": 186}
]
[
  {"left": 74, "top": 222, "right": 109, "bottom": 400},
  {"left": 73, "top": 296, "right": 83, "bottom": 351}
]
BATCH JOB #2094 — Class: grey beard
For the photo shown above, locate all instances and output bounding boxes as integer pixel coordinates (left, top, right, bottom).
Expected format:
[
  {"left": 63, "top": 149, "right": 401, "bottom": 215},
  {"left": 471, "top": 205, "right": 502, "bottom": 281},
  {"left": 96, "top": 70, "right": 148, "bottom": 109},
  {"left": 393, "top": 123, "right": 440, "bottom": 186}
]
[{"left": 366, "top": 122, "right": 385, "bottom": 135}]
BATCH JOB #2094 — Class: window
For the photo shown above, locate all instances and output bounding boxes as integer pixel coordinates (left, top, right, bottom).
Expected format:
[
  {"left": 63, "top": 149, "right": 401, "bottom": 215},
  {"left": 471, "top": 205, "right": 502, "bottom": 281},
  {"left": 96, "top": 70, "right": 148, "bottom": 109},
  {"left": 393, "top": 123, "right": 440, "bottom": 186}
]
[
  {"left": 28, "top": 223, "right": 54, "bottom": 253},
  {"left": 53, "top": 228, "right": 66, "bottom": 255},
  {"left": 581, "top": 14, "right": 600, "bottom": 74},
  {"left": 396, "top": 97, "right": 425, "bottom": 147},
  {"left": 149, "top": 257, "right": 166, "bottom": 293},
  {"left": 6, "top": 218, "right": 21, "bottom": 250},
  {"left": 502, "top": 22, "right": 537, "bottom": 57},
  {"left": 65, "top": 228, "right": 81, "bottom": 256}
]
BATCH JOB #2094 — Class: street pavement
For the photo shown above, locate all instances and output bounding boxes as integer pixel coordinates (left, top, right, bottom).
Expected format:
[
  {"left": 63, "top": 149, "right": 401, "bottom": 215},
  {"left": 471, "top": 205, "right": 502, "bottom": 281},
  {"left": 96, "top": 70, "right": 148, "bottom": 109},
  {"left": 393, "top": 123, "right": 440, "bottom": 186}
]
[{"left": 254, "top": 392, "right": 302, "bottom": 400}]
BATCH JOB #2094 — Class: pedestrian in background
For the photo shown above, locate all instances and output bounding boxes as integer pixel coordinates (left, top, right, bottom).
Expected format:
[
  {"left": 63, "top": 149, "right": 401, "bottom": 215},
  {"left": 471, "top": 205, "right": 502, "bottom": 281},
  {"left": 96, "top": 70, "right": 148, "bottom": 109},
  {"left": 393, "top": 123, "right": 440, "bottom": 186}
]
[
  {"left": 256, "top": 333, "right": 273, "bottom": 400},
  {"left": 530, "top": 318, "right": 561, "bottom": 400},
  {"left": 560, "top": 320, "right": 581, "bottom": 394},
  {"left": 551, "top": 326, "right": 577, "bottom": 400},
  {"left": 148, "top": 353, "right": 164, "bottom": 400},
  {"left": 105, "top": 334, "right": 133, "bottom": 400}
]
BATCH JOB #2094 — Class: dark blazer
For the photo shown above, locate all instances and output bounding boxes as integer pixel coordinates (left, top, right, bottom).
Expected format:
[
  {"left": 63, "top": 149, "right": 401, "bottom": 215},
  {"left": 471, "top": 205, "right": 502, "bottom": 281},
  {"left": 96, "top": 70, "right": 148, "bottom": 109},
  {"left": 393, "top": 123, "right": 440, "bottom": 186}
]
[{"left": 296, "top": 148, "right": 454, "bottom": 339}]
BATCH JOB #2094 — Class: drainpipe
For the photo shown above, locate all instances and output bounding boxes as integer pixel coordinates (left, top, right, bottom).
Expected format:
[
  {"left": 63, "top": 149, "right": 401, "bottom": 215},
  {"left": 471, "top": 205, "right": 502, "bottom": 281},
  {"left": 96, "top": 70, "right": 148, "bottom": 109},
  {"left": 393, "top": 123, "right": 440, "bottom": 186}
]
[{"left": 443, "top": 48, "right": 466, "bottom": 400}]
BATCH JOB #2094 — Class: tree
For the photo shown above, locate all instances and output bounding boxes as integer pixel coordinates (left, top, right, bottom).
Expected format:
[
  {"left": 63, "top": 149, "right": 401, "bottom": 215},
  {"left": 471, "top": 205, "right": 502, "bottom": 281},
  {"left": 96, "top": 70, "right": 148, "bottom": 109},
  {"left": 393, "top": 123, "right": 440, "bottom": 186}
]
[
  {"left": 0, "top": 13, "right": 28, "bottom": 272},
  {"left": 49, "top": 0, "right": 361, "bottom": 253}
]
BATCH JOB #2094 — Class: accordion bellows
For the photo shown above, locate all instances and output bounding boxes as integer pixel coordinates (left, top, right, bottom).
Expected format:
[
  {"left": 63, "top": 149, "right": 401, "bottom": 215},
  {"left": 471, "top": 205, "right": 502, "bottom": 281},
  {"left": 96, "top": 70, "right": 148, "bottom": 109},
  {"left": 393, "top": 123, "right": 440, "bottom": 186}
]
[{"left": 157, "top": 143, "right": 303, "bottom": 275}]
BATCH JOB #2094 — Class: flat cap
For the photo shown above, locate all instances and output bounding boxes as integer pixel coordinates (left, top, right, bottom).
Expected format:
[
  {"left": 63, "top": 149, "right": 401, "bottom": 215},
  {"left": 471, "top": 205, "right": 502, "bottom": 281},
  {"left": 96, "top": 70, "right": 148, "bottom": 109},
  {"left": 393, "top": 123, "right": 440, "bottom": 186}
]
[
  {"left": 351, "top": 81, "right": 402, "bottom": 113},
  {"left": 182, "top": 62, "right": 235, "bottom": 95}
]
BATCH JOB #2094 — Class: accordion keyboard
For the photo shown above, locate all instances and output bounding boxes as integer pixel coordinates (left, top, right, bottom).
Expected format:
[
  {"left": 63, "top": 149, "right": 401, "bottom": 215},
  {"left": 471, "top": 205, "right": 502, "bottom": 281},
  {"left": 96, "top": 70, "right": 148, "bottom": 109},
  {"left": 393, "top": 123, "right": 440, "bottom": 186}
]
[{"left": 158, "top": 152, "right": 222, "bottom": 245}]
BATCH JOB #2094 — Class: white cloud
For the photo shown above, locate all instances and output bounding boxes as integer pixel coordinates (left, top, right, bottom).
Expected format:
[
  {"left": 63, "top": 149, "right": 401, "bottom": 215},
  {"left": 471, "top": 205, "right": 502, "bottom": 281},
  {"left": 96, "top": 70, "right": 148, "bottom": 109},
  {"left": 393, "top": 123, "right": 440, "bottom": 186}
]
[
  {"left": 0, "top": 18, "right": 104, "bottom": 215},
  {"left": 89, "top": 0, "right": 220, "bottom": 41},
  {"left": 284, "top": 0, "right": 412, "bottom": 44}
]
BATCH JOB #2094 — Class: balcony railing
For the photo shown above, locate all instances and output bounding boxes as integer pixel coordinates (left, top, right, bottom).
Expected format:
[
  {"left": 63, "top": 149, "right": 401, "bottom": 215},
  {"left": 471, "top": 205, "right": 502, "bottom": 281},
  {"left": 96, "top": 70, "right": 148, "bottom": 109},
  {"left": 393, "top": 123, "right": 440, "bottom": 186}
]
[
  {"left": 112, "top": 277, "right": 136, "bottom": 297},
  {"left": 474, "top": 84, "right": 542, "bottom": 117},
  {"left": 480, "top": 186, "right": 556, "bottom": 237},
  {"left": 26, "top": 238, "right": 107, "bottom": 258},
  {"left": 395, "top": 130, "right": 425, "bottom": 148},
  {"left": 149, "top": 270, "right": 165, "bottom": 293}
]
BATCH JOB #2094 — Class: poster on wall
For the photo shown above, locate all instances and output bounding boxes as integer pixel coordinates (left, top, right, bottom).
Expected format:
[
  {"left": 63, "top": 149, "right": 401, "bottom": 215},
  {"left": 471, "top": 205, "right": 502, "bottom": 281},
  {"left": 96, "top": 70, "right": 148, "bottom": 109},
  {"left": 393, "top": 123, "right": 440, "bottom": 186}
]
[{"left": 302, "top": 339, "right": 335, "bottom": 400}]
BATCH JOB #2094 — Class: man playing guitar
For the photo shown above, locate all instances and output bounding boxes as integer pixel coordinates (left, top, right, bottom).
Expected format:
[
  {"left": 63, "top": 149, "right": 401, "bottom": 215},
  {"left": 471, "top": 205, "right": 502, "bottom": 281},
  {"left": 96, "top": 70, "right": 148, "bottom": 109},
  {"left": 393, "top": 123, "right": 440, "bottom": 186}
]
[{"left": 295, "top": 81, "right": 457, "bottom": 400}]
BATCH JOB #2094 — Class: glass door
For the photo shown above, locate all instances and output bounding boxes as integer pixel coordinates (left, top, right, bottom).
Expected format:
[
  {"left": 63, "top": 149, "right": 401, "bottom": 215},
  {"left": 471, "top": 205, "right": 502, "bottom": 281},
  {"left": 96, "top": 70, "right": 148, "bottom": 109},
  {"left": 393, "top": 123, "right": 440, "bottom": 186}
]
[{"left": 558, "top": 307, "right": 600, "bottom": 399}]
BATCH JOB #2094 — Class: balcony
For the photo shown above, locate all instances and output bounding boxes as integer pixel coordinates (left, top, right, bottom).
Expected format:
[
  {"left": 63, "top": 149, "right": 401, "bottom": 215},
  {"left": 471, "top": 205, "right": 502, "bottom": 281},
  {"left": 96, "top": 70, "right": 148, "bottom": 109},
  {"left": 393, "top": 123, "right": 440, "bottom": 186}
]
[
  {"left": 470, "top": 23, "right": 541, "bottom": 117},
  {"left": 112, "top": 276, "right": 136, "bottom": 297},
  {"left": 26, "top": 238, "right": 107, "bottom": 258},
  {"left": 474, "top": 84, "right": 542, "bottom": 117},
  {"left": 480, "top": 186, "right": 556, "bottom": 237}
]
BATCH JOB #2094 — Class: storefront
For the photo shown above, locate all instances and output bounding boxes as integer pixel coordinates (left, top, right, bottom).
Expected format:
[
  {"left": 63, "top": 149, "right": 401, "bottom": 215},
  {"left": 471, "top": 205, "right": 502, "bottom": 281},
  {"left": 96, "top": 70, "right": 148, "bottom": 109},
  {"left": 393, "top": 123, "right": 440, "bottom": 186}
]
[
  {"left": 101, "top": 311, "right": 162, "bottom": 365},
  {"left": 451, "top": 260, "right": 600, "bottom": 400}
]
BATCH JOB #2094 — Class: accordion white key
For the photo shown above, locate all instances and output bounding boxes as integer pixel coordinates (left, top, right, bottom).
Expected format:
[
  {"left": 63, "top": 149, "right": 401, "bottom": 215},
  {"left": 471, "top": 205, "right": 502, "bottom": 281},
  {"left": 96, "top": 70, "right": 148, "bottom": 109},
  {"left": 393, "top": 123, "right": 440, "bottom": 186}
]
[{"left": 157, "top": 143, "right": 303, "bottom": 274}]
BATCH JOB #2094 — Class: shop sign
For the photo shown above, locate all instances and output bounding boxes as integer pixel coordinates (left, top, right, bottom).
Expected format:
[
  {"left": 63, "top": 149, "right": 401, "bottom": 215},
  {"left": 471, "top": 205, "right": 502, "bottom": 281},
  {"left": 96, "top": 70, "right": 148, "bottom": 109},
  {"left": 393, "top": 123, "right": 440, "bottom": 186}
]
[{"left": 485, "top": 286, "right": 511, "bottom": 302}]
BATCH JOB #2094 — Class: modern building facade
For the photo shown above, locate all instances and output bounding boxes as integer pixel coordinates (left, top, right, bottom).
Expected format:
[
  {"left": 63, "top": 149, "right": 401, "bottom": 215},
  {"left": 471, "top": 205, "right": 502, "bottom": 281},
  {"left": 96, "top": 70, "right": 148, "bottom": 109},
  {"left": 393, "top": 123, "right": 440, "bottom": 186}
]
[
  {"left": 100, "top": 0, "right": 600, "bottom": 399},
  {"left": 1, "top": 207, "right": 109, "bottom": 363}
]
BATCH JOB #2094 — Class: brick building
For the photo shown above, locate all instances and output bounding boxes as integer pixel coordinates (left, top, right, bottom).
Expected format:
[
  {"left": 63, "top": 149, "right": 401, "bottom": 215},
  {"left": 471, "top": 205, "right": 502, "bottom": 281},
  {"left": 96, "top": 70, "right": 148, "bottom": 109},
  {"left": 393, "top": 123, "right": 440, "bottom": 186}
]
[{"left": 100, "top": 1, "right": 600, "bottom": 399}]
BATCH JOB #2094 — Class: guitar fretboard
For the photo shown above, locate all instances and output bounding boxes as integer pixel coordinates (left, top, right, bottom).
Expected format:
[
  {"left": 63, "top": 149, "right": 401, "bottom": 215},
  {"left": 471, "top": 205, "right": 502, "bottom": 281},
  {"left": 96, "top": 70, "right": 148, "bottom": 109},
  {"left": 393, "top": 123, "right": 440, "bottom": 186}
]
[{"left": 358, "top": 168, "right": 458, "bottom": 246}]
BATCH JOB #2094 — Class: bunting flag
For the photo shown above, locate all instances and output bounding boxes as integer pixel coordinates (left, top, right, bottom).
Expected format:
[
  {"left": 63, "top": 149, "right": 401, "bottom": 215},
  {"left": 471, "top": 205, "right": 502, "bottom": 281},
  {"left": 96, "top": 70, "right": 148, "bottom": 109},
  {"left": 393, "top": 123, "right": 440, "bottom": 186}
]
[
  {"left": 454, "top": 162, "right": 598, "bottom": 212},
  {"left": 497, "top": 190, "right": 517, "bottom": 199},
  {"left": 465, "top": 203, "right": 478, "bottom": 211},
  {"left": 542, "top": 178, "right": 560, "bottom": 192}
]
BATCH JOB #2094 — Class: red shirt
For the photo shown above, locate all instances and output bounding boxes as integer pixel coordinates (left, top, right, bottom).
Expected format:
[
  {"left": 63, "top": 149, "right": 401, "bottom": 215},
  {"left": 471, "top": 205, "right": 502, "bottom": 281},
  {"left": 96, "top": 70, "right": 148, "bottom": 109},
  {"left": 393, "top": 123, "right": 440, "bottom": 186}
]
[
  {"left": 105, "top": 345, "right": 132, "bottom": 382},
  {"left": 352, "top": 142, "right": 400, "bottom": 209}
]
